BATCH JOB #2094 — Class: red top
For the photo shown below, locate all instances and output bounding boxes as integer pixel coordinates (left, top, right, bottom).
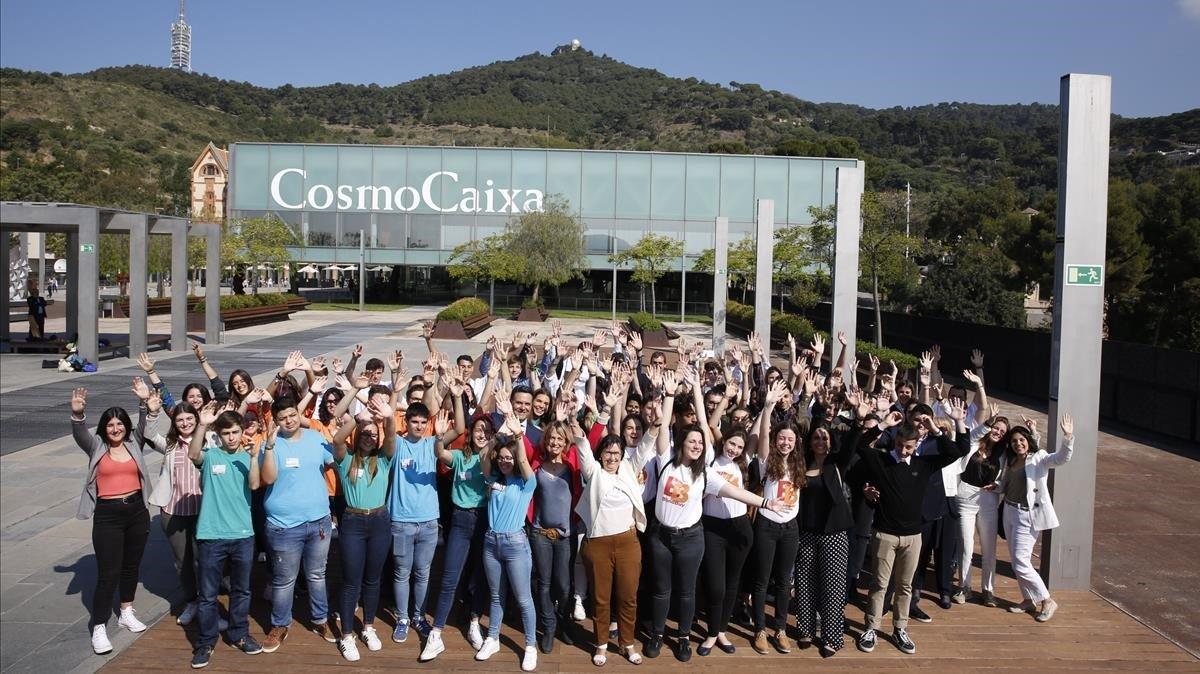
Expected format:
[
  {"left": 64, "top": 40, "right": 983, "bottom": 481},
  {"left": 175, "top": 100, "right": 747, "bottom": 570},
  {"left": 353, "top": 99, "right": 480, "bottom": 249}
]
[{"left": 96, "top": 452, "right": 142, "bottom": 498}]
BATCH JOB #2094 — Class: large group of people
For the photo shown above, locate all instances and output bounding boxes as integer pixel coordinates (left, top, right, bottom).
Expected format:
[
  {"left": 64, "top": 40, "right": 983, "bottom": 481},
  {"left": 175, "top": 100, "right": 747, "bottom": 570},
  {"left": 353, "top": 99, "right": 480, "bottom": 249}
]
[{"left": 71, "top": 320, "right": 1075, "bottom": 669}]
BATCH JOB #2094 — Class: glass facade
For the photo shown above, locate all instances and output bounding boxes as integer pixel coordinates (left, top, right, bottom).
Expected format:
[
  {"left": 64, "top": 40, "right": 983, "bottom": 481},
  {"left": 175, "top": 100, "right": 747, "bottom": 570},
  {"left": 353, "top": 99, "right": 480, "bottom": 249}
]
[{"left": 229, "top": 143, "right": 855, "bottom": 268}]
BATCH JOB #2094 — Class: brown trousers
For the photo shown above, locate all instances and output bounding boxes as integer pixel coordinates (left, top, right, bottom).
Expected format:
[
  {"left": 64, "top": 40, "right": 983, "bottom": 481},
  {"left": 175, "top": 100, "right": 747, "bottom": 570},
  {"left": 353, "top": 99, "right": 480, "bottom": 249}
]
[{"left": 582, "top": 528, "right": 641, "bottom": 648}]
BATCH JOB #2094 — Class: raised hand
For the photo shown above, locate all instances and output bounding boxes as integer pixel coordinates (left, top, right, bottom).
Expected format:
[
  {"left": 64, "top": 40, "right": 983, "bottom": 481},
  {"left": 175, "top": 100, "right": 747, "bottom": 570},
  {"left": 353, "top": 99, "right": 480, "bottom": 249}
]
[
  {"left": 352, "top": 374, "right": 370, "bottom": 390},
  {"left": 880, "top": 410, "right": 904, "bottom": 428},
  {"left": 422, "top": 321, "right": 434, "bottom": 339},
  {"left": 930, "top": 344, "right": 942, "bottom": 363},
  {"left": 331, "top": 357, "right": 344, "bottom": 374},
  {"left": 570, "top": 347, "right": 584, "bottom": 370},
  {"left": 136, "top": 352, "right": 155, "bottom": 374},
  {"left": 837, "top": 330, "right": 847, "bottom": 346},
  {"left": 811, "top": 333, "right": 826, "bottom": 359},
  {"left": 283, "top": 350, "right": 302, "bottom": 372},
  {"left": 971, "top": 349, "right": 985, "bottom": 369},
  {"left": 659, "top": 368, "right": 680, "bottom": 397},
  {"left": 310, "top": 375, "right": 328, "bottom": 393},
  {"left": 351, "top": 344, "right": 364, "bottom": 359},
  {"left": 368, "top": 397, "right": 394, "bottom": 421},
  {"left": 334, "top": 373, "right": 352, "bottom": 391},
  {"left": 486, "top": 356, "right": 501, "bottom": 379},
  {"left": 931, "top": 381, "right": 945, "bottom": 400},
  {"left": 1021, "top": 415, "right": 1038, "bottom": 434},
  {"left": 920, "top": 351, "right": 933, "bottom": 373},
  {"left": 146, "top": 388, "right": 163, "bottom": 415},
  {"left": 388, "top": 349, "right": 404, "bottom": 371},
  {"left": 802, "top": 370, "right": 821, "bottom": 397},
  {"left": 245, "top": 387, "right": 263, "bottom": 404},
  {"left": 131, "top": 376, "right": 152, "bottom": 401},
  {"left": 868, "top": 353, "right": 880, "bottom": 372},
  {"left": 962, "top": 369, "right": 982, "bottom": 386},
  {"left": 554, "top": 399, "right": 571, "bottom": 422},
  {"left": 191, "top": 343, "right": 205, "bottom": 361},
  {"left": 70, "top": 387, "right": 88, "bottom": 415},
  {"left": 448, "top": 368, "right": 465, "bottom": 396},
  {"left": 765, "top": 379, "right": 788, "bottom": 406},
  {"left": 627, "top": 330, "right": 642, "bottom": 351},
  {"left": 495, "top": 394, "right": 513, "bottom": 417},
  {"left": 1060, "top": 414, "right": 1074, "bottom": 438},
  {"left": 434, "top": 409, "right": 451, "bottom": 436},
  {"left": 198, "top": 401, "right": 219, "bottom": 426},
  {"left": 945, "top": 397, "right": 967, "bottom": 422},
  {"left": 311, "top": 355, "right": 326, "bottom": 373}
]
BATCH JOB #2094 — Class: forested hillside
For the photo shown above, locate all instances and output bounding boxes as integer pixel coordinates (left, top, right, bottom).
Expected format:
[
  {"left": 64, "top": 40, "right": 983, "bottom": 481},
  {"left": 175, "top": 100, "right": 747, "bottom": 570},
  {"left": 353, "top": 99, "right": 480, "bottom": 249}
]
[{"left": 1, "top": 47, "right": 1197, "bottom": 349}]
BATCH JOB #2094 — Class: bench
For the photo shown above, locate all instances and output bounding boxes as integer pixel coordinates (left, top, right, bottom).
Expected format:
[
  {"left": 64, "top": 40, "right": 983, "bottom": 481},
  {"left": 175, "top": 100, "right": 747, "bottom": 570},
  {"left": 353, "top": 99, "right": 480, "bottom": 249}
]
[{"left": 186, "top": 297, "right": 310, "bottom": 332}]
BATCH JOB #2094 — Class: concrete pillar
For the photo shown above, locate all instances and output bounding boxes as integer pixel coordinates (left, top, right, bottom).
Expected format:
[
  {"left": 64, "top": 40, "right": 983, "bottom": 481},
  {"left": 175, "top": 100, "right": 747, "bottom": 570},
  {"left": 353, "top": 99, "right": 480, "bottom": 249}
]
[
  {"left": 204, "top": 223, "right": 221, "bottom": 344},
  {"left": 35, "top": 232, "right": 46, "bottom": 297},
  {"left": 66, "top": 232, "right": 78, "bottom": 337},
  {"left": 1041, "top": 74, "right": 1111, "bottom": 590},
  {"left": 171, "top": 219, "right": 189, "bottom": 349},
  {"left": 0, "top": 230, "right": 9, "bottom": 343},
  {"left": 77, "top": 209, "right": 100, "bottom": 364},
  {"left": 128, "top": 214, "right": 148, "bottom": 357},
  {"left": 712, "top": 216, "right": 729, "bottom": 355},
  {"left": 832, "top": 162, "right": 864, "bottom": 376},
  {"left": 752, "top": 200, "right": 774, "bottom": 356}
]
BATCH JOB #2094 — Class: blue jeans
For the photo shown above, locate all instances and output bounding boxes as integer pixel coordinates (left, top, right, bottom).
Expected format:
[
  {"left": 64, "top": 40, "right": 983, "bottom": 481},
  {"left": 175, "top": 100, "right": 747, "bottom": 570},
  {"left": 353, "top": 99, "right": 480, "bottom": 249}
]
[
  {"left": 266, "top": 515, "right": 332, "bottom": 629},
  {"left": 529, "top": 528, "right": 570, "bottom": 635},
  {"left": 391, "top": 519, "right": 438, "bottom": 621},
  {"left": 338, "top": 509, "right": 391, "bottom": 630},
  {"left": 483, "top": 529, "right": 537, "bottom": 647},
  {"left": 432, "top": 507, "right": 488, "bottom": 629},
  {"left": 196, "top": 537, "right": 253, "bottom": 649}
]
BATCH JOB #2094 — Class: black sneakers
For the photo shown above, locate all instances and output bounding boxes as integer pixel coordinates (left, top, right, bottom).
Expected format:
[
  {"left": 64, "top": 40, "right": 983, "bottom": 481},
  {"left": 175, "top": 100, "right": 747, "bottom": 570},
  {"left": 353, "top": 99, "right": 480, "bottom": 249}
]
[
  {"left": 191, "top": 646, "right": 213, "bottom": 669},
  {"left": 856, "top": 629, "right": 877, "bottom": 653},
  {"left": 644, "top": 635, "right": 663, "bottom": 658},
  {"left": 909, "top": 604, "right": 933, "bottom": 623},
  {"left": 233, "top": 636, "right": 263, "bottom": 655},
  {"left": 893, "top": 628, "right": 916, "bottom": 654}
]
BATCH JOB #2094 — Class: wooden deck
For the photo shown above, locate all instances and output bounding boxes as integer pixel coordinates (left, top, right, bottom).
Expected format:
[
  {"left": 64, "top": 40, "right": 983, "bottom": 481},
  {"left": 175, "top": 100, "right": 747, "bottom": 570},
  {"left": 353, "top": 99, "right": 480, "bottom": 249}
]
[{"left": 104, "top": 541, "right": 1197, "bottom": 673}]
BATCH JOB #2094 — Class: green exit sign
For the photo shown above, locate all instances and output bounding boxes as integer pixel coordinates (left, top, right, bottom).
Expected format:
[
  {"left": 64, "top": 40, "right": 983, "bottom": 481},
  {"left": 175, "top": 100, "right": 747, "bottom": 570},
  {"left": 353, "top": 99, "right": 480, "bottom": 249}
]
[
  {"left": 1066, "top": 264, "right": 1102, "bottom": 286},
  {"left": 80, "top": 243, "right": 95, "bottom": 253}
]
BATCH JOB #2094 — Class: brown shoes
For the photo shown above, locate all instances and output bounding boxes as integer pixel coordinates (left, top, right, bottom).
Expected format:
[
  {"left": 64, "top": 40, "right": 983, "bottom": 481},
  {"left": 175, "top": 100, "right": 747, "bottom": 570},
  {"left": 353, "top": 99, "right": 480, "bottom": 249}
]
[
  {"left": 752, "top": 630, "right": 770, "bottom": 654},
  {"left": 312, "top": 622, "right": 337, "bottom": 643},
  {"left": 774, "top": 632, "right": 794, "bottom": 654},
  {"left": 262, "top": 626, "right": 288, "bottom": 653}
]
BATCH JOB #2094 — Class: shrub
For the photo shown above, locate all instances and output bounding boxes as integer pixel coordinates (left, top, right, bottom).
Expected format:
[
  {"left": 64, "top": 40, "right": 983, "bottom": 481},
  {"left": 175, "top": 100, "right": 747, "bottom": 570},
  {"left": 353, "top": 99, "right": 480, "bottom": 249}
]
[
  {"left": 521, "top": 297, "right": 545, "bottom": 309},
  {"left": 628, "top": 312, "right": 663, "bottom": 333},
  {"left": 436, "top": 298, "right": 489, "bottom": 321},
  {"left": 195, "top": 292, "right": 294, "bottom": 312},
  {"left": 856, "top": 341, "right": 920, "bottom": 372},
  {"left": 770, "top": 312, "right": 820, "bottom": 344}
]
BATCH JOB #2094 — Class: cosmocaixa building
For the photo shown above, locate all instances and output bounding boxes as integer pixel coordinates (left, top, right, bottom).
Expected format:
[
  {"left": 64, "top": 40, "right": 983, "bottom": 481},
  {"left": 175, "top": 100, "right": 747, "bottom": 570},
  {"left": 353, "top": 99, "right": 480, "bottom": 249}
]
[{"left": 226, "top": 143, "right": 855, "bottom": 308}]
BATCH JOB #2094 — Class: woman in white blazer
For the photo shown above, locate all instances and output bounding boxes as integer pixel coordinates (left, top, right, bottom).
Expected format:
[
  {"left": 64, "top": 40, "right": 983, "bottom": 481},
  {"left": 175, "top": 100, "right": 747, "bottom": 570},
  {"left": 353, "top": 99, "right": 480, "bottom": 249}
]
[
  {"left": 575, "top": 381, "right": 653, "bottom": 667},
  {"left": 993, "top": 415, "right": 1074, "bottom": 622}
]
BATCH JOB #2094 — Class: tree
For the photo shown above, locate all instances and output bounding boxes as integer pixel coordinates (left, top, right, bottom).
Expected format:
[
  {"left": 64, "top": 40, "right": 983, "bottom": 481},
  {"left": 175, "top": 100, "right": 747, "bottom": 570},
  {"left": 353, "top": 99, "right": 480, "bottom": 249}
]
[
  {"left": 447, "top": 233, "right": 524, "bottom": 310},
  {"left": 507, "top": 198, "right": 588, "bottom": 303},
  {"left": 913, "top": 243, "right": 1027, "bottom": 328},
  {"left": 806, "top": 204, "right": 837, "bottom": 275},
  {"left": 859, "top": 191, "right": 920, "bottom": 346},
  {"left": 772, "top": 224, "right": 814, "bottom": 311},
  {"left": 610, "top": 232, "right": 684, "bottom": 316},
  {"left": 693, "top": 236, "right": 756, "bottom": 302},
  {"left": 225, "top": 216, "right": 300, "bottom": 294}
]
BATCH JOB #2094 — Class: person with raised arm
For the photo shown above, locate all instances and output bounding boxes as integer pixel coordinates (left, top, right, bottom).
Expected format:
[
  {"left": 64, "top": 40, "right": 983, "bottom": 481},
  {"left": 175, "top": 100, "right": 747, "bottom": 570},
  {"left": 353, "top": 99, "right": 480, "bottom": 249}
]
[
  {"left": 475, "top": 410, "right": 541, "bottom": 671},
  {"left": 186, "top": 402, "right": 263, "bottom": 669},
  {"left": 854, "top": 411, "right": 964, "bottom": 656},
  {"left": 71, "top": 382, "right": 164, "bottom": 655},
  {"left": 328, "top": 397, "right": 397, "bottom": 661},
  {"left": 258, "top": 395, "right": 336, "bottom": 653},
  {"left": 997, "top": 415, "right": 1075, "bottom": 622},
  {"left": 645, "top": 369, "right": 784, "bottom": 663},
  {"left": 946, "top": 398, "right": 1005, "bottom": 607}
]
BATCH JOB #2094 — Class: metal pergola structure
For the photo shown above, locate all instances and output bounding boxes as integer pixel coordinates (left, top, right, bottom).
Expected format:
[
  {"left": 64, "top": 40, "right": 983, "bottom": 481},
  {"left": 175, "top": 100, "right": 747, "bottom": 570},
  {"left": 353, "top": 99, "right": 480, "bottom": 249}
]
[{"left": 0, "top": 202, "right": 222, "bottom": 364}]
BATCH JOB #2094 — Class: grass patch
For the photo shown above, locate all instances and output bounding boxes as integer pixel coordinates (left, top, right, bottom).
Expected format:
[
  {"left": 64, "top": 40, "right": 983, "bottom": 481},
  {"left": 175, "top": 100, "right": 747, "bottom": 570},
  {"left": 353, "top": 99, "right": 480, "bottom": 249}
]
[{"left": 307, "top": 302, "right": 412, "bottom": 312}]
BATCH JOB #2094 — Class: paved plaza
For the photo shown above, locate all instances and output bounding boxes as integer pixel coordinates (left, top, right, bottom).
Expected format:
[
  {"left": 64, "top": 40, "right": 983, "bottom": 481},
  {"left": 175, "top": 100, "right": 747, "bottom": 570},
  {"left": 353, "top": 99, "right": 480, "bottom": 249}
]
[{"left": 0, "top": 308, "right": 1196, "bottom": 672}]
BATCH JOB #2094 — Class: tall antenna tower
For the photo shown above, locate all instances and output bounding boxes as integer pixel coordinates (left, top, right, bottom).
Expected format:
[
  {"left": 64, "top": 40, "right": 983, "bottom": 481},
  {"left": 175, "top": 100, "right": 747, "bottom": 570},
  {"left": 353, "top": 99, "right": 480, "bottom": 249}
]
[{"left": 170, "top": 0, "right": 192, "bottom": 72}]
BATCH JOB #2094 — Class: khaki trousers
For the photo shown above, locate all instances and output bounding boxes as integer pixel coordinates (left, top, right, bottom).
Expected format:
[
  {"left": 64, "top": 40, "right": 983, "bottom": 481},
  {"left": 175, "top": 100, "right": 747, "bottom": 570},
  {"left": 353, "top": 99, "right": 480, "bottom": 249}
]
[
  {"left": 864, "top": 530, "right": 922, "bottom": 630},
  {"left": 582, "top": 528, "right": 641, "bottom": 648}
]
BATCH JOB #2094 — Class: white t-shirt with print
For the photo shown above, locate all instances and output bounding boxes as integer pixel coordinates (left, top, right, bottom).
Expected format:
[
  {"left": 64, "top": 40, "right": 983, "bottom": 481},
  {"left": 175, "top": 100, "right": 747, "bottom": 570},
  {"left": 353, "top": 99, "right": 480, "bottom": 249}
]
[
  {"left": 654, "top": 461, "right": 728, "bottom": 529},
  {"left": 702, "top": 454, "right": 748, "bottom": 519}
]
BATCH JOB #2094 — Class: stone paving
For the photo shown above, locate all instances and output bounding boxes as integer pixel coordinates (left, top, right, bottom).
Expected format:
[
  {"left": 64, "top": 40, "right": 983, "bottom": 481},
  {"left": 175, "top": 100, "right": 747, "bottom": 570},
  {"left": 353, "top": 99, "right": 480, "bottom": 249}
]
[{"left": 1, "top": 307, "right": 1196, "bottom": 672}]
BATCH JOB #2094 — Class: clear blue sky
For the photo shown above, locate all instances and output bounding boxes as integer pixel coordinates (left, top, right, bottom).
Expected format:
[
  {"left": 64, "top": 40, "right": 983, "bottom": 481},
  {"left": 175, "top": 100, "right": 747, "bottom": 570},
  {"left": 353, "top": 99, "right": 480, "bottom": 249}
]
[{"left": 2, "top": 0, "right": 1197, "bottom": 118}]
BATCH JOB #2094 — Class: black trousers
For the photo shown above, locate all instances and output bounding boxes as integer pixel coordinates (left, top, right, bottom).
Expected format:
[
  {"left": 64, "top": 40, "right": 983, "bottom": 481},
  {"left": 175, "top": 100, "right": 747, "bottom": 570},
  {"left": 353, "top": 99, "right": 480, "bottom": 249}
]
[
  {"left": 649, "top": 523, "right": 705, "bottom": 639},
  {"left": 91, "top": 496, "right": 150, "bottom": 625},
  {"left": 751, "top": 517, "right": 799, "bottom": 632},
  {"left": 700, "top": 515, "right": 753, "bottom": 637}
]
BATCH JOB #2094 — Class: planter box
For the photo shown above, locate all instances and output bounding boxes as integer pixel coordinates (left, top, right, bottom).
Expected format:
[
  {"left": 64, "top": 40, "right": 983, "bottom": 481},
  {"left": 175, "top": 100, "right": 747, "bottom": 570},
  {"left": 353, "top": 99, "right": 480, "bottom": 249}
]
[
  {"left": 187, "top": 296, "right": 309, "bottom": 332},
  {"left": 433, "top": 313, "right": 495, "bottom": 340},
  {"left": 117, "top": 297, "right": 202, "bottom": 317},
  {"left": 514, "top": 307, "right": 549, "bottom": 322}
]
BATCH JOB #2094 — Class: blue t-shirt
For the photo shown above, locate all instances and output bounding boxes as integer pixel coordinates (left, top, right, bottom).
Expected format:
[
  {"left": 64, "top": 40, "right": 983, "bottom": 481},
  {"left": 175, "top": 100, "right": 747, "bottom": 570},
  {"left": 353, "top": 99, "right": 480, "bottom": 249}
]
[
  {"left": 262, "top": 429, "right": 333, "bottom": 529},
  {"left": 486, "top": 473, "right": 537, "bottom": 533},
  {"left": 389, "top": 435, "right": 439, "bottom": 523},
  {"left": 196, "top": 447, "right": 253, "bottom": 540},
  {"left": 334, "top": 452, "right": 394, "bottom": 510}
]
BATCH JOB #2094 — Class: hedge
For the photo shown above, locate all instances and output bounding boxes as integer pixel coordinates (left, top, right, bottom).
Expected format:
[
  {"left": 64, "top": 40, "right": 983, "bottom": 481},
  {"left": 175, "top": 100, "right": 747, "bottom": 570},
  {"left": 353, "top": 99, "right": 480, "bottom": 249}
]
[
  {"left": 627, "top": 312, "right": 664, "bottom": 332},
  {"left": 726, "top": 301, "right": 919, "bottom": 370},
  {"left": 521, "top": 297, "right": 546, "bottom": 309},
  {"left": 195, "top": 293, "right": 296, "bottom": 312},
  {"left": 436, "top": 298, "right": 490, "bottom": 321}
]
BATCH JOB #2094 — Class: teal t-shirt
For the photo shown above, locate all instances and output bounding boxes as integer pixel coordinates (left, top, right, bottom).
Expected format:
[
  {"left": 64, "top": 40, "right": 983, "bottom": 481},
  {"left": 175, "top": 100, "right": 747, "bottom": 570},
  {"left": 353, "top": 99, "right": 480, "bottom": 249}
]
[
  {"left": 450, "top": 450, "right": 485, "bottom": 508},
  {"left": 196, "top": 447, "right": 253, "bottom": 541},
  {"left": 389, "top": 435, "right": 439, "bottom": 522},
  {"left": 486, "top": 473, "right": 536, "bottom": 533},
  {"left": 335, "top": 452, "right": 394, "bottom": 510},
  {"left": 262, "top": 429, "right": 333, "bottom": 528}
]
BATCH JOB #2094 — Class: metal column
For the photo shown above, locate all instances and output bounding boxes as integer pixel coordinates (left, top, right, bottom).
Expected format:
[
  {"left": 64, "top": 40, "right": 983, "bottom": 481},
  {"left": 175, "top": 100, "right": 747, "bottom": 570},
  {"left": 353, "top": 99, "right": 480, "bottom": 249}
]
[
  {"left": 76, "top": 208, "right": 100, "bottom": 364},
  {"left": 170, "top": 219, "right": 189, "bottom": 349},
  {"left": 128, "top": 214, "right": 148, "bottom": 357},
  {"left": 1041, "top": 73, "right": 1111, "bottom": 590},
  {"left": 66, "top": 232, "right": 78, "bottom": 338},
  {"left": 752, "top": 200, "right": 775, "bottom": 356},
  {"left": 204, "top": 223, "right": 221, "bottom": 345},
  {"left": 0, "top": 231, "right": 9, "bottom": 343},
  {"left": 712, "top": 216, "right": 728, "bottom": 355},
  {"left": 832, "top": 162, "right": 864, "bottom": 374}
]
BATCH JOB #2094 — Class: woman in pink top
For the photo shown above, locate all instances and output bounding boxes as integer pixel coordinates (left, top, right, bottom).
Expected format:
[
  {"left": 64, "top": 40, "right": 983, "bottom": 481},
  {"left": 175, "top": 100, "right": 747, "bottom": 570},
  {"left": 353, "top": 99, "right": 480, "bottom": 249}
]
[{"left": 147, "top": 400, "right": 205, "bottom": 627}]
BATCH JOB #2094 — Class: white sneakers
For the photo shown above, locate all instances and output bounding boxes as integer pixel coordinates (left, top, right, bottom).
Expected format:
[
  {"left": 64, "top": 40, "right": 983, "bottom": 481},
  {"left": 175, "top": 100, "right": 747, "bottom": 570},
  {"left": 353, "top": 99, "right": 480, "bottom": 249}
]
[
  {"left": 339, "top": 635, "right": 361, "bottom": 662},
  {"left": 476, "top": 637, "right": 500, "bottom": 661},
  {"left": 91, "top": 625, "right": 113, "bottom": 655},
  {"left": 572, "top": 595, "right": 587, "bottom": 621},
  {"left": 177, "top": 602, "right": 198, "bottom": 626},
  {"left": 522, "top": 645, "right": 538, "bottom": 671},
  {"left": 362, "top": 625, "right": 382, "bottom": 651},
  {"left": 467, "top": 619, "right": 484, "bottom": 650},
  {"left": 118, "top": 607, "right": 147, "bottom": 633},
  {"left": 419, "top": 632, "right": 446, "bottom": 662}
]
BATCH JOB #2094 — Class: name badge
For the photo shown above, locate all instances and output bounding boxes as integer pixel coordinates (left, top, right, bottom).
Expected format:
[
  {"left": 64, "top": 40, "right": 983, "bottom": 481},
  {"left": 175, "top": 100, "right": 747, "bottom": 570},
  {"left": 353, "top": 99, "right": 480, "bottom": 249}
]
[
  {"left": 212, "top": 464, "right": 226, "bottom": 475},
  {"left": 285, "top": 457, "right": 300, "bottom": 469},
  {"left": 490, "top": 482, "right": 506, "bottom": 493},
  {"left": 458, "top": 470, "right": 470, "bottom": 481},
  {"left": 355, "top": 468, "right": 365, "bottom": 479},
  {"left": 400, "top": 458, "right": 414, "bottom": 470}
]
